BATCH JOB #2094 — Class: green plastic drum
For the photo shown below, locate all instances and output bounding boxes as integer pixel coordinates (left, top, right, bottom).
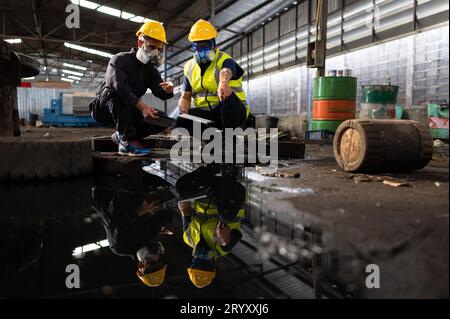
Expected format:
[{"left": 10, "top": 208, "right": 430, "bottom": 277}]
[
  {"left": 360, "top": 85, "right": 399, "bottom": 104},
  {"left": 311, "top": 120, "right": 343, "bottom": 133},
  {"left": 313, "top": 77, "right": 357, "bottom": 100}
]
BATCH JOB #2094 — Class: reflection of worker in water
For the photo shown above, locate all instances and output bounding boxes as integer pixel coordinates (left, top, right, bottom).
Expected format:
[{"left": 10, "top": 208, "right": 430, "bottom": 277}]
[
  {"left": 176, "top": 166, "right": 246, "bottom": 288},
  {"left": 92, "top": 186, "right": 174, "bottom": 287}
]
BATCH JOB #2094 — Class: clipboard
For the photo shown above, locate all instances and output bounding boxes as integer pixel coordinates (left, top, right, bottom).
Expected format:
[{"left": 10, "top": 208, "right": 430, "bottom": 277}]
[
  {"left": 178, "top": 113, "right": 214, "bottom": 126},
  {"left": 142, "top": 111, "right": 175, "bottom": 128}
]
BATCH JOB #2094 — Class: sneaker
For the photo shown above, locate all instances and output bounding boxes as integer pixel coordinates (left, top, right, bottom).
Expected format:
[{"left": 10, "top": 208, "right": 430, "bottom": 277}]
[
  {"left": 118, "top": 143, "right": 151, "bottom": 157},
  {"left": 111, "top": 131, "right": 121, "bottom": 145}
]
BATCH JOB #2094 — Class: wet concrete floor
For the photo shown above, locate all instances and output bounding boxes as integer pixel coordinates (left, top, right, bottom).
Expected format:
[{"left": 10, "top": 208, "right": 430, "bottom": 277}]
[{"left": 0, "top": 128, "right": 448, "bottom": 298}]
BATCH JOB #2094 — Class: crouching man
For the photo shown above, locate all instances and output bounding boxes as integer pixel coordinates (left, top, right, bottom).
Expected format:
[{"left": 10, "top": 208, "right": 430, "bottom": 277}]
[
  {"left": 89, "top": 20, "right": 174, "bottom": 157},
  {"left": 176, "top": 19, "right": 250, "bottom": 136}
]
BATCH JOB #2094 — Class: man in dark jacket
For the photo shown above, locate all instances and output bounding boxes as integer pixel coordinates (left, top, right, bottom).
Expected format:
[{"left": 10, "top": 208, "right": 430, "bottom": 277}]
[
  {"left": 90, "top": 20, "right": 174, "bottom": 157},
  {"left": 92, "top": 173, "right": 175, "bottom": 287}
]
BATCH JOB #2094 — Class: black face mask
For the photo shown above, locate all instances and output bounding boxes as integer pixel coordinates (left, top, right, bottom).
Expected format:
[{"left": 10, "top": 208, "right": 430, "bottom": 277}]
[{"left": 193, "top": 40, "right": 216, "bottom": 64}]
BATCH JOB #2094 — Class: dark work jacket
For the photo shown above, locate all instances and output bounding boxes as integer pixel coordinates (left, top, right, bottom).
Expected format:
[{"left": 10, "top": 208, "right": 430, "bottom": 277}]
[
  {"left": 97, "top": 48, "right": 174, "bottom": 106},
  {"left": 92, "top": 187, "right": 171, "bottom": 260}
]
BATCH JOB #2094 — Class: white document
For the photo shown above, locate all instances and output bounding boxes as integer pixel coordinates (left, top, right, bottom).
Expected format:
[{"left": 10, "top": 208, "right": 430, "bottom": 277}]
[{"left": 178, "top": 113, "right": 214, "bottom": 125}]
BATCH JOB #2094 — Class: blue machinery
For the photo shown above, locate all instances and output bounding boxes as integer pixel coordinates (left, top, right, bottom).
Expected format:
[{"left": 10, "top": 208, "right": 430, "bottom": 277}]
[{"left": 42, "top": 93, "right": 98, "bottom": 127}]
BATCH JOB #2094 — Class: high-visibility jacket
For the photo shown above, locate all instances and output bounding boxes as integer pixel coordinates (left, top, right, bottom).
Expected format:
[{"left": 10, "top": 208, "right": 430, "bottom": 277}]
[
  {"left": 183, "top": 200, "right": 245, "bottom": 257},
  {"left": 184, "top": 49, "right": 250, "bottom": 117}
]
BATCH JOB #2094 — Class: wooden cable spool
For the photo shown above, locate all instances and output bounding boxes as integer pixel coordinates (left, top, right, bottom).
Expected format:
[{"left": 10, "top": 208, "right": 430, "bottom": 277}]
[{"left": 333, "top": 119, "right": 433, "bottom": 173}]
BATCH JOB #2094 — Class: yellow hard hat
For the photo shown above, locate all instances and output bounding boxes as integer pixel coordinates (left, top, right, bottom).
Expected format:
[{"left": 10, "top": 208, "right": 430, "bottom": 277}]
[
  {"left": 136, "top": 20, "right": 168, "bottom": 44},
  {"left": 187, "top": 268, "right": 216, "bottom": 288},
  {"left": 188, "top": 19, "right": 218, "bottom": 42},
  {"left": 136, "top": 265, "right": 167, "bottom": 287}
]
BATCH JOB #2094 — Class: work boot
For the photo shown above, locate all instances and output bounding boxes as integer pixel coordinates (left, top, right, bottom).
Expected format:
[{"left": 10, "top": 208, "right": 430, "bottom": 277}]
[
  {"left": 111, "top": 131, "right": 121, "bottom": 145},
  {"left": 118, "top": 140, "right": 151, "bottom": 157}
]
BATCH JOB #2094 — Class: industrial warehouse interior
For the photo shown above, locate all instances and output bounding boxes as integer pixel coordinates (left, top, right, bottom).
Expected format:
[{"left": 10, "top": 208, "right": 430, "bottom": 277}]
[{"left": 0, "top": 0, "right": 448, "bottom": 303}]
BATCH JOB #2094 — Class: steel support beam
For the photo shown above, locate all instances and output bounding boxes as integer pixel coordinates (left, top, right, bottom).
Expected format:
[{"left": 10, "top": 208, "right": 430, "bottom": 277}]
[{"left": 307, "top": 0, "right": 328, "bottom": 77}]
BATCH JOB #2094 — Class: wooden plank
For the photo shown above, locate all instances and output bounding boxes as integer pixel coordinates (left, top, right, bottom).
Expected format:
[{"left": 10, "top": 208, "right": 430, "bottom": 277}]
[
  {"left": 92, "top": 149, "right": 172, "bottom": 177},
  {"left": 93, "top": 153, "right": 144, "bottom": 178},
  {"left": 92, "top": 136, "right": 177, "bottom": 152}
]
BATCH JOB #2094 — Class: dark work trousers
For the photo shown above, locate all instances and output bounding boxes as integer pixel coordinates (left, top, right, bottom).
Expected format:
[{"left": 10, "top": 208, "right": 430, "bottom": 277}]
[
  {"left": 90, "top": 89, "right": 165, "bottom": 141},
  {"left": 174, "top": 92, "right": 247, "bottom": 137}
]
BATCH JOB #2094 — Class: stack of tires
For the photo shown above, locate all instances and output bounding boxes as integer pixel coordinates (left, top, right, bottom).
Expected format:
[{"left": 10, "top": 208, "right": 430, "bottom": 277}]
[{"left": 312, "top": 76, "right": 357, "bottom": 133}]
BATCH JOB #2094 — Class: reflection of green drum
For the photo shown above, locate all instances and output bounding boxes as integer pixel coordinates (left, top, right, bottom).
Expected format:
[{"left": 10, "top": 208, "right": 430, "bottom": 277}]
[
  {"left": 312, "top": 120, "right": 343, "bottom": 133},
  {"left": 313, "top": 77, "right": 357, "bottom": 100}
]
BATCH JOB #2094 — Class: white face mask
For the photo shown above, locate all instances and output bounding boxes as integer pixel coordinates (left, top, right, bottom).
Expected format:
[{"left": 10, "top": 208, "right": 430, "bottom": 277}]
[
  {"left": 136, "top": 47, "right": 151, "bottom": 64},
  {"left": 136, "top": 36, "right": 165, "bottom": 66},
  {"left": 136, "top": 242, "right": 165, "bottom": 262}
]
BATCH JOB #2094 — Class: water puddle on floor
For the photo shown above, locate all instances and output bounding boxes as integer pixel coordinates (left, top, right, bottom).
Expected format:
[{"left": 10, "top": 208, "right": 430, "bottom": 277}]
[{"left": 0, "top": 161, "right": 368, "bottom": 299}]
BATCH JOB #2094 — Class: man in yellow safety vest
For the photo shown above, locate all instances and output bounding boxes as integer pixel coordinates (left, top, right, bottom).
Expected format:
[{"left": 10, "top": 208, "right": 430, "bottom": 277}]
[
  {"left": 176, "top": 165, "right": 246, "bottom": 288},
  {"left": 176, "top": 19, "right": 250, "bottom": 134}
]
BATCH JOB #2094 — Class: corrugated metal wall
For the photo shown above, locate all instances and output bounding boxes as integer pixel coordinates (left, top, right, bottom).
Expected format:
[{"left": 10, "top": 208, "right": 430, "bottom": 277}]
[
  {"left": 413, "top": 27, "right": 449, "bottom": 105},
  {"left": 143, "top": 25, "right": 448, "bottom": 119},
  {"left": 257, "top": 25, "right": 449, "bottom": 116},
  {"left": 18, "top": 26, "right": 447, "bottom": 123}
]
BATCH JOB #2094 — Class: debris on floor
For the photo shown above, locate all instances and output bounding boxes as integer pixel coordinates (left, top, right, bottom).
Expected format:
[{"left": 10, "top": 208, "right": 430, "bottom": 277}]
[
  {"left": 353, "top": 175, "right": 372, "bottom": 183},
  {"left": 434, "top": 139, "right": 446, "bottom": 147},
  {"left": 346, "top": 173, "right": 414, "bottom": 187},
  {"left": 383, "top": 180, "right": 411, "bottom": 188},
  {"left": 257, "top": 166, "right": 302, "bottom": 178}
]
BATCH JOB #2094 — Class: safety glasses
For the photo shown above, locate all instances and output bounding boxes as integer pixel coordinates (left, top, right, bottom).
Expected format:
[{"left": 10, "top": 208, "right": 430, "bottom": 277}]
[
  {"left": 192, "top": 40, "right": 215, "bottom": 52},
  {"left": 142, "top": 35, "right": 164, "bottom": 53}
]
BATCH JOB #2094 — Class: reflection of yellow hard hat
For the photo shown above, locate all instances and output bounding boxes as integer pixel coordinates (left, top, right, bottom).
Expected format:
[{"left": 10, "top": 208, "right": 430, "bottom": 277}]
[
  {"left": 136, "top": 265, "right": 167, "bottom": 287},
  {"left": 188, "top": 19, "right": 218, "bottom": 42},
  {"left": 187, "top": 268, "right": 216, "bottom": 288},
  {"left": 136, "top": 20, "right": 168, "bottom": 44}
]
